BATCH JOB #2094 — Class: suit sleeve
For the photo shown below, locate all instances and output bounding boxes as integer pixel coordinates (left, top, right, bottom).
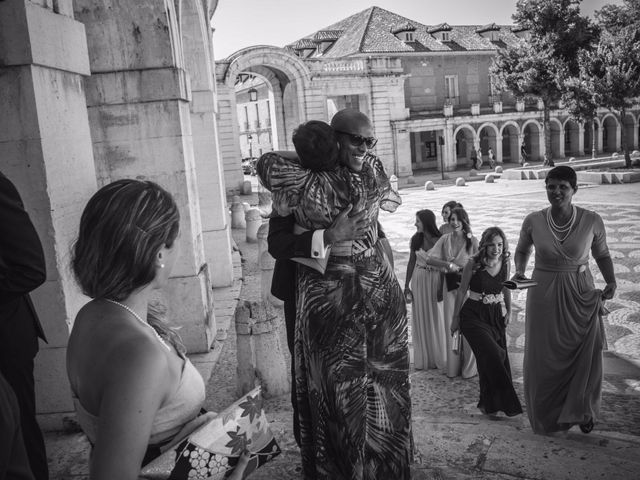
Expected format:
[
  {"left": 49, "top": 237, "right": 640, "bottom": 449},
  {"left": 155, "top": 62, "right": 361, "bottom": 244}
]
[
  {"left": 267, "top": 214, "right": 315, "bottom": 260},
  {"left": 0, "top": 173, "right": 46, "bottom": 304}
]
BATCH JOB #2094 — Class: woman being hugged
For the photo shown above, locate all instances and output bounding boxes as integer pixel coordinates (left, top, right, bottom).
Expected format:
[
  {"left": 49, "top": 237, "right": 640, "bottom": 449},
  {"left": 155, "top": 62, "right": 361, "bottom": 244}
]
[
  {"left": 452, "top": 227, "right": 522, "bottom": 417},
  {"left": 404, "top": 209, "right": 446, "bottom": 371},
  {"left": 67, "top": 180, "right": 248, "bottom": 480},
  {"left": 425, "top": 207, "right": 478, "bottom": 378},
  {"left": 512, "top": 166, "right": 616, "bottom": 435}
]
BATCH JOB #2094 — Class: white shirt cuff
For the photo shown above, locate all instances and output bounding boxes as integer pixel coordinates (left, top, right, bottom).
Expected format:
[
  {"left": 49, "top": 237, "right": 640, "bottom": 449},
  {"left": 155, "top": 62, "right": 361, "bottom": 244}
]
[{"left": 311, "top": 229, "right": 330, "bottom": 259}]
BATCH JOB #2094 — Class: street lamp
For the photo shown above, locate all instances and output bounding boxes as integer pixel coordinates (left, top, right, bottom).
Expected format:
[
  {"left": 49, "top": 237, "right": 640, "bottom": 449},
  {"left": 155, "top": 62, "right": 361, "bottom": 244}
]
[{"left": 248, "top": 88, "right": 258, "bottom": 102}]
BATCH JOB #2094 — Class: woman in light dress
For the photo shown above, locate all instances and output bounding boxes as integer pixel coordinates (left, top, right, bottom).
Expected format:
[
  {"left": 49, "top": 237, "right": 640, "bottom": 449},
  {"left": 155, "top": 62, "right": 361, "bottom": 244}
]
[
  {"left": 425, "top": 207, "right": 478, "bottom": 378},
  {"left": 404, "top": 209, "right": 446, "bottom": 370},
  {"left": 512, "top": 166, "right": 616, "bottom": 434}
]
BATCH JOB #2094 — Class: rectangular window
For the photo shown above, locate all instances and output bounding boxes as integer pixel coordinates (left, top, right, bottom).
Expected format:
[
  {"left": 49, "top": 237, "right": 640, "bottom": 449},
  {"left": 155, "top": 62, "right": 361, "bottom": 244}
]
[
  {"left": 444, "top": 75, "right": 459, "bottom": 105},
  {"left": 441, "top": 31, "right": 450, "bottom": 42}
]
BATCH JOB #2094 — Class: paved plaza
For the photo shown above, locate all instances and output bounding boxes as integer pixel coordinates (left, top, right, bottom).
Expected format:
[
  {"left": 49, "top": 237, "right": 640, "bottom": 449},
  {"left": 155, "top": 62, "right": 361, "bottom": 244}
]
[{"left": 47, "top": 176, "right": 640, "bottom": 479}]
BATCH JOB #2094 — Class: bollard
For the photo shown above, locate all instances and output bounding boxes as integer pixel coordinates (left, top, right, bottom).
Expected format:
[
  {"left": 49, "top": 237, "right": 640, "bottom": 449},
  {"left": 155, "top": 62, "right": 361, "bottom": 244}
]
[
  {"left": 242, "top": 180, "right": 252, "bottom": 195},
  {"left": 425, "top": 181, "right": 435, "bottom": 191},
  {"left": 245, "top": 208, "right": 262, "bottom": 243},
  {"left": 406, "top": 175, "right": 415, "bottom": 184},
  {"left": 242, "top": 202, "right": 250, "bottom": 212},
  {"left": 611, "top": 152, "right": 619, "bottom": 159},
  {"left": 455, "top": 177, "right": 466, "bottom": 186},
  {"left": 257, "top": 223, "right": 282, "bottom": 307},
  {"left": 469, "top": 168, "right": 478, "bottom": 176},
  {"left": 389, "top": 174, "right": 398, "bottom": 192},
  {"left": 230, "top": 196, "right": 246, "bottom": 229},
  {"left": 568, "top": 157, "right": 576, "bottom": 162},
  {"left": 495, "top": 166, "right": 503, "bottom": 174},
  {"left": 485, "top": 174, "right": 495, "bottom": 183},
  {"left": 235, "top": 300, "right": 289, "bottom": 398}
]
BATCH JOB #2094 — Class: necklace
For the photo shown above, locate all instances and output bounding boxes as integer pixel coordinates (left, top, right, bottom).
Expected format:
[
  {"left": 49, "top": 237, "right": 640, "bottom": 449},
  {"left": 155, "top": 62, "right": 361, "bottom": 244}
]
[
  {"left": 104, "top": 299, "right": 171, "bottom": 351},
  {"left": 546, "top": 206, "right": 576, "bottom": 243}
]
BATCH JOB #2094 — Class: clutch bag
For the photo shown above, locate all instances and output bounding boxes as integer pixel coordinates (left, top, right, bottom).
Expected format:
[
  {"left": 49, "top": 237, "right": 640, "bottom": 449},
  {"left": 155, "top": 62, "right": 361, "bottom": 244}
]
[{"left": 141, "top": 386, "right": 281, "bottom": 479}]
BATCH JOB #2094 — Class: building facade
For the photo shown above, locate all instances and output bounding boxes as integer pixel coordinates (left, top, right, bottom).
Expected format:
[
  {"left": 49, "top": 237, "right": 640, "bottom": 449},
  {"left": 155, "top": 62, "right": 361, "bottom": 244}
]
[
  {"left": 0, "top": 0, "right": 233, "bottom": 429},
  {"left": 216, "top": 7, "right": 640, "bottom": 188}
]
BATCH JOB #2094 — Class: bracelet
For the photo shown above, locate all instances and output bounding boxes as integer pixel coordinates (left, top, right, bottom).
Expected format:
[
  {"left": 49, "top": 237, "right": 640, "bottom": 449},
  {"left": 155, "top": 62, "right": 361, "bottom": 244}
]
[{"left": 449, "top": 263, "right": 455, "bottom": 271}]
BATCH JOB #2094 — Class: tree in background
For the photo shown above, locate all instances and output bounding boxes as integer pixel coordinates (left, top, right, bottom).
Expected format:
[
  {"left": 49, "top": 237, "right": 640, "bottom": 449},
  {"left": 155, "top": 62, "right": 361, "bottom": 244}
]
[
  {"left": 490, "top": 0, "right": 599, "bottom": 161},
  {"left": 592, "top": 0, "right": 640, "bottom": 167}
]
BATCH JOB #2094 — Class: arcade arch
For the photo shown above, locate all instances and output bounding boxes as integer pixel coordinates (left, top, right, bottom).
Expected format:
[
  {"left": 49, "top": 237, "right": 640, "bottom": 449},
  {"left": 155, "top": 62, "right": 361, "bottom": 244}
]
[
  {"left": 521, "top": 121, "right": 542, "bottom": 161},
  {"left": 500, "top": 123, "right": 520, "bottom": 163},
  {"left": 549, "top": 118, "right": 563, "bottom": 159},
  {"left": 453, "top": 125, "right": 475, "bottom": 167},
  {"left": 602, "top": 114, "right": 619, "bottom": 152},
  {"left": 563, "top": 118, "right": 581, "bottom": 157},
  {"left": 217, "top": 46, "right": 311, "bottom": 192}
]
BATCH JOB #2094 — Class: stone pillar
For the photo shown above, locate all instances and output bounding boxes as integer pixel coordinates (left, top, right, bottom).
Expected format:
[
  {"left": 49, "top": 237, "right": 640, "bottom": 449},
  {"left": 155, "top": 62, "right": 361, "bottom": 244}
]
[
  {"left": 0, "top": 0, "right": 97, "bottom": 429},
  {"left": 257, "top": 224, "right": 281, "bottom": 306},
  {"left": 496, "top": 135, "right": 504, "bottom": 164},
  {"left": 215, "top": 81, "right": 244, "bottom": 195},
  {"left": 76, "top": 1, "right": 214, "bottom": 352},
  {"left": 230, "top": 195, "right": 246, "bottom": 229},
  {"left": 578, "top": 124, "right": 585, "bottom": 156},
  {"left": 245, "top": 208, "right": 262, "bottom": 243},
  {"left": 444, "top": 123, "right": 456, "bottom": 171}
]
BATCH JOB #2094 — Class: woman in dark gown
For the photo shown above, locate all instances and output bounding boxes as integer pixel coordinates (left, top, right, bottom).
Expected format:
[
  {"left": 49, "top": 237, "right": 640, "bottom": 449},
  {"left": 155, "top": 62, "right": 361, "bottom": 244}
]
[
  {"left": 257, "top": 134, "right": 411, "bottom": 478},
  {"left": 452, "top": 227, "right": 522, "bottom": 416}
]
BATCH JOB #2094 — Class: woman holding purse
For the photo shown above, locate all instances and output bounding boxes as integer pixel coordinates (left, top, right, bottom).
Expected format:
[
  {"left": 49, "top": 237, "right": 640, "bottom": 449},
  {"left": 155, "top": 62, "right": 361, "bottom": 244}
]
[
  {"left": 452, "top": 227, "right": 522, "bottom": 417},
  {"left": 425, "top": 207, "right": 478, "bottom": 378}
]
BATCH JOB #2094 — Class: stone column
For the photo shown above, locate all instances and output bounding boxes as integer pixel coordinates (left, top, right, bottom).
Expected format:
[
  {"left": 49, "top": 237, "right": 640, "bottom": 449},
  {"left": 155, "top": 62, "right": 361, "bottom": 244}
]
[
  {"left": 394, "top": 127, "right": 413, "bottom": 178},
  {"left": 76, "top": 1, "right": 215, "bottom": 352},
  {"left": 578, "top": 124, "right": 585, "bottom": 156},
  {"left": 444, "top": 123, "right": 456, "bottom": 171},
  {"left": 496, "top": 135, "right": 504, "bottom": 164},
  {"left": 0, "top": 0, "right": 97, "bottom": 429},
  {"left": 215, "top": 81, "right": 244, "bottom": 195}
]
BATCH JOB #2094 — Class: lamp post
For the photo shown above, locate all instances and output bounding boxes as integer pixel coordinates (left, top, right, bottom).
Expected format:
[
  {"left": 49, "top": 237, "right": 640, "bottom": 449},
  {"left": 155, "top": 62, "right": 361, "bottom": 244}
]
[
  {"left": 438, "top": 135, "right": 445, "bottom": 180},
  {"left": 248, "top": 88, "right": 258, "bottom": 102}
]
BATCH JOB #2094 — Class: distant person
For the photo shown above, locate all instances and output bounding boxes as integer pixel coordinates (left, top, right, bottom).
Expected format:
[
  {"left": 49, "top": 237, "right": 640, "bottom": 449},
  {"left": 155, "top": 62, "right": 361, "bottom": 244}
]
[
  {"left": 0, "top": 171, "right": 48, "bottom": 480},
  {"left": 404, "top": 209, "right": 446, "bottom": 371},
  {"left": 452, "top": 227, "right": 522, "bottom": 417},
  {"left": 67, "top": 179, "right": 249, "bottom": 479},
  {"left": 470, "top": 147, "right": 479, "bottom": 169},
  {"left": 512, "top": 166, "right": 616, "bottom": 434},
  {"left": 488, "top": 147, "right": 495, "bottom": 169},
  {"left": 425, "top": 207, "right": 478, "bottom": 379},
  {"left": 0, "top": 372, "right": 34, "bottom": 480},
  {"left": 520, "top": 143, "right": 528, "bottom": 165},
  {"left": 258, "top": 109, "right": 411, "bottom": 479}
]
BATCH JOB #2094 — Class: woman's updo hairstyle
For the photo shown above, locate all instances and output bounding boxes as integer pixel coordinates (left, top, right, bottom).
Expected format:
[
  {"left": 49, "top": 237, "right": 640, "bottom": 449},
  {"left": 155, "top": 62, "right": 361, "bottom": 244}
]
[
  {"left": 72, "top": 179, "right": 180, "bottom": 301},
  {"left": 449, "top": 206, "right": 474, "bottom": 253}
]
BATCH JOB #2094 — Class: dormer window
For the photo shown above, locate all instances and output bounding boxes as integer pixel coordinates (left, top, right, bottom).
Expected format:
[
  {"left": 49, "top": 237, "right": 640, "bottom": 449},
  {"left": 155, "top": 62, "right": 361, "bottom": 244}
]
[
  {"left": 427, "top": 23, "right": 453, "bottom": 43},
  {"left": 512, "top": 26, "right": 531, "bottom": 40},
  {"left": 391, "top": 22, "right": 417, "bottom": 43},
  {"left": 476, "top": 23, "right": 501, "bottom": 41},
  {"left": 312, "top": 30, "right": 343, "bottom": 55}
]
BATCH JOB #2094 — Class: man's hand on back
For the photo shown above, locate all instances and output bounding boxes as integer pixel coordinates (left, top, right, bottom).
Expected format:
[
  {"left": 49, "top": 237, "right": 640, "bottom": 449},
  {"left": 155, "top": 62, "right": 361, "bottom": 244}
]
[{"left": 324, "top": 204, "right": 368, "bottom": 244}]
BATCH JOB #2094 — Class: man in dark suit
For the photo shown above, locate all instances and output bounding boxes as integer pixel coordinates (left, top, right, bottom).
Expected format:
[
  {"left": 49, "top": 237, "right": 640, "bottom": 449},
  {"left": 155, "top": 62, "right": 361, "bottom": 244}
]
[
  {"left": 0, "top": 371, "right": 34, "bottom": 480},
  {"left": 0, "top": 172, "right": 48, "bottom": 480}
]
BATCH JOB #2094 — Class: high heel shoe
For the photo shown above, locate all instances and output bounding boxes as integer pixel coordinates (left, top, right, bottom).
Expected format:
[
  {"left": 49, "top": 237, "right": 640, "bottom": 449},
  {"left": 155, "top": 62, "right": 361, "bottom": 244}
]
[{"left": 579, "top": 418, "right": 594, "bottom": 434}]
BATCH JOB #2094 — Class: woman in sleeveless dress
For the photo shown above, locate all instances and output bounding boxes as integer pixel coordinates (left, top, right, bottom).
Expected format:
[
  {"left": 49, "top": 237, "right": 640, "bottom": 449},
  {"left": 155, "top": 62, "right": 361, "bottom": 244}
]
[
  {"left": 512, "top": 166, "right": 617, "bottom": 434},
  {"left": 258, "top": 136, "right": 411, "bottom": 480},
  {"left": 453, "top": 227, "right": 522, "bottom": 416},
  {"left": 67, "top": 180, "right": 249, "bottom": 479},
  {"left": 404, "top": 209, "right": 446, "bottom": 370},
  {"left": 425, "top": 207, "right": 478, "bottom": 379}
]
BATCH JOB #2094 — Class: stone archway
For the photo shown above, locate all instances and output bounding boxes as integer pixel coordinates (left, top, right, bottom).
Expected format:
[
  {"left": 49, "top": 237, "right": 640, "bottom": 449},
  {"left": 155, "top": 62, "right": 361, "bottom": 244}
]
[
  {"left": 216, "top": 46, "right": 311, "bottom": 194},
  {"left": 500, "top": 123, "right": 520, "bottom": 163},
  {"left": 549, "top": 118, "right": 563, "bottom": 159},
  {"left": 522, "top": 120, "right": 542, "bottom": 161},
  {"left": 623, "top": 112, "right": 636, "bottom": 152},
  {"left": 453, "top": 124, "right": 476, "bottom": 168},
  {"left": 563, "top": 118, "right": 581, "bottom": 157},
  {"left": 602, "top": 114, "right": 620, "bottom": 153},
  {"left": 477, "top": 122, "right": 499, "bottom": 165}
]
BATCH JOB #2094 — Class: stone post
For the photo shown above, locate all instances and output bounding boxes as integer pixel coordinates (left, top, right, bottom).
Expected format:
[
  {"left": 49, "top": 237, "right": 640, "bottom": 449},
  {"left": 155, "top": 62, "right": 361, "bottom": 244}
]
[
  {"left": 230, "top": 195, "right": 246, "bottom": 229},
  {"left": 235, "top": 300, "right": 289, "bottom": 398},
  {"left": 245, "top": 208, "right": 262, "bottom": 243}
]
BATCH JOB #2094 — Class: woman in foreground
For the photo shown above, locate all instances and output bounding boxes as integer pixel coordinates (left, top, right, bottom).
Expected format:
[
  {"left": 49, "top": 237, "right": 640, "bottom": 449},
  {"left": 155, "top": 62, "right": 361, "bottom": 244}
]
[{"left": 66, "top": 179, "right": 248, "bottom": 479}]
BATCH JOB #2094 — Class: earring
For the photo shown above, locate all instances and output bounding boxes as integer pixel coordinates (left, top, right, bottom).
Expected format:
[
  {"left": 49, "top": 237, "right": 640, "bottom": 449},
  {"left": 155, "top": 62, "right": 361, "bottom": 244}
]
[{"left": 160, "top": 264, "right": 165, "bottom": 269}]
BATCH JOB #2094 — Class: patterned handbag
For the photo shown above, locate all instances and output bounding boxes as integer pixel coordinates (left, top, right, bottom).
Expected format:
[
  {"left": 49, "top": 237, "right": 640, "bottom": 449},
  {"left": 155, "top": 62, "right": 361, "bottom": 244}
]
[{"left": 141, "top": 386, "right": 281, "bottom": 479}]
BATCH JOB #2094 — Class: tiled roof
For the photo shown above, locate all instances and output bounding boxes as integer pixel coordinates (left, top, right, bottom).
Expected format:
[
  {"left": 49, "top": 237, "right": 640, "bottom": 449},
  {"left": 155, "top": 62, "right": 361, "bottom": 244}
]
[
  {"left": 288, "top": 6, "right": 521, "bottom": 57},
  {"left": 313, "top": 30, "right": 343, "bottom": 42},
  {"left": 391, "top": 21, "right": 416, "bottom": 34},
  {"left": 292, "top": 39, "right": 316, "bottom": 50},
  {"left": 476, "top": 23, "right": 500, "bottom": 33}
]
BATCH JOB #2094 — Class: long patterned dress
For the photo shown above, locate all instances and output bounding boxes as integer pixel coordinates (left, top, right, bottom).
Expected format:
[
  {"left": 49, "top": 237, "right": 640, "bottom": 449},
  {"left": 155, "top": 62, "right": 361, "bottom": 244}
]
[
  {"left": 517, "top": 207, "right": 609, "bottom": 434},
  {"left": 427, "top": 233, "right": 478, "bottom": 378},
  {"left": 460, "top": 263, "right": 522, "bottom": 416},
  {"left": 411, "top": 248, "right": 446, "bottom": 370},
  {"left": 258, "top": 153, "right": 411, "bottom": 480}
]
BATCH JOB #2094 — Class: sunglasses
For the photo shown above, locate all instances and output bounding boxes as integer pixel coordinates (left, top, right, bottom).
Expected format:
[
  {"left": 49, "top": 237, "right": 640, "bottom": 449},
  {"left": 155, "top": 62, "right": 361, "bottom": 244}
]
[{"left": 335, "top": 130, "right": 378, "bottom": 149}]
